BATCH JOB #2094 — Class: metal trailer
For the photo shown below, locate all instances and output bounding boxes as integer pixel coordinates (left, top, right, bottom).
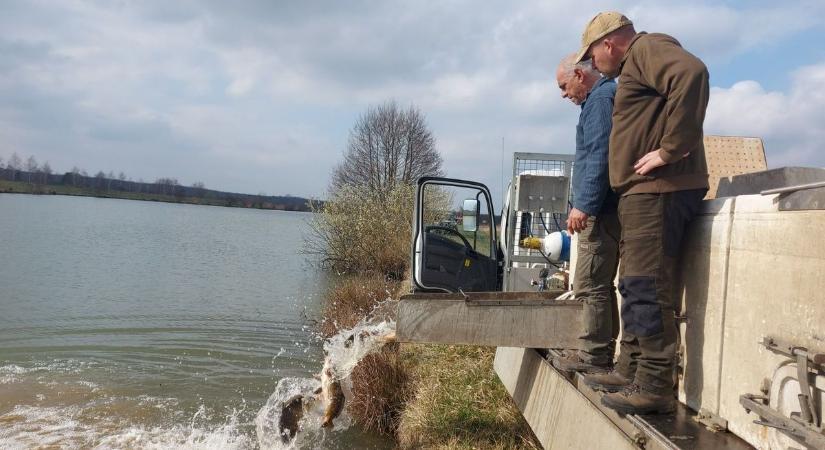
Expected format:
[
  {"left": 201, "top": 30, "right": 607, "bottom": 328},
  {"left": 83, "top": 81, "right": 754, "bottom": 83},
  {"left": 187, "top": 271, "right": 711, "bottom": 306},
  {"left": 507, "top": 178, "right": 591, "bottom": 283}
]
[{"left": 400, "top": 137, "right": 825, "bottom": 450}]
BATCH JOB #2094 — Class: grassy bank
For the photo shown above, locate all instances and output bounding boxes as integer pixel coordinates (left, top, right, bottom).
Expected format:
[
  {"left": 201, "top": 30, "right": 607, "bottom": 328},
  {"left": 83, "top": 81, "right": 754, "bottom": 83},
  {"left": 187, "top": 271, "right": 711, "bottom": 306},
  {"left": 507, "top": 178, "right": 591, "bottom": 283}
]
[
  {"left": 397, "top": 344, "right": 540, "bottom": 450},
  {"left": 319, "top": 274, "right": 539, "bottom": 449}
]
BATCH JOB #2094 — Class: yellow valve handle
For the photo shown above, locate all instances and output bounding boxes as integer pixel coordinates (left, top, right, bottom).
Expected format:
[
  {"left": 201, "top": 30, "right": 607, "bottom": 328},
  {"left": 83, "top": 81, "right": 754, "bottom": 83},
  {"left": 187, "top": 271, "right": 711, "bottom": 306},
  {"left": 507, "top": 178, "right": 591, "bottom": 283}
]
[{"left": 519, "top": 237, "right": 542, "bottom": 250}]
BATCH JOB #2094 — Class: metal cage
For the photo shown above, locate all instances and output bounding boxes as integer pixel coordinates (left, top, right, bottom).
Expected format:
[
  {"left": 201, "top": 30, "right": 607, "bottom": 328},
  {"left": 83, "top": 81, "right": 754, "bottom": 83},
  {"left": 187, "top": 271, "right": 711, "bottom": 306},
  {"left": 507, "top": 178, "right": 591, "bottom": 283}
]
[{"left": 503, "top": 152, "right": 574, "bottom": 291}]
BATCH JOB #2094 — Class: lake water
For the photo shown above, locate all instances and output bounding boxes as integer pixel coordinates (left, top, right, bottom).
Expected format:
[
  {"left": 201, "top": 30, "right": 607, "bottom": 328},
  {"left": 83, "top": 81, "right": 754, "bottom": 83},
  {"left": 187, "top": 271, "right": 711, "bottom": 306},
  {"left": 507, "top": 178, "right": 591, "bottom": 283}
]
[{"left": 0, "top": 194, "right": 393, "bottom": 449}]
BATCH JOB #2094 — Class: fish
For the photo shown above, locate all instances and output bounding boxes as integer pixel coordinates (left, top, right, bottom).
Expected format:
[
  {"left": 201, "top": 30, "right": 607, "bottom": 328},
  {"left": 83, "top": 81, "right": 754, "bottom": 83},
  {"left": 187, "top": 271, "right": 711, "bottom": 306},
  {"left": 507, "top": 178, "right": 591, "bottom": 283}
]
[
  {"left": 355, "top": 329, "right": 396, "bottom": 344},
  {"left": 320, "top": 361, "right": 345, "bottom": 428},
  {"left": 278, "top": 394, "right": 305, "bottom": 443}
]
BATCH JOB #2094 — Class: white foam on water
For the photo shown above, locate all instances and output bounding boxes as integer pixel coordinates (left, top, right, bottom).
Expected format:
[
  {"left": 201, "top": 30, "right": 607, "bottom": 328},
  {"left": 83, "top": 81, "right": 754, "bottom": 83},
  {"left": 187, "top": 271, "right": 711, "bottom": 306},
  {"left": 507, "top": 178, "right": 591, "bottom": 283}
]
[
  {"left": 0, "top": 404, "right": 91, "bottom": 449},
  {"left": 0, "top": 402, "right": 255, "bottom": 450},
  {"left": 0, "top": 360, "right": 95, "bottom": 384},
  {"left": 0, "top": 319, "right": 398, "bottom": 448},
  {"left": 0, "top": 364, "right": 29, "bottom": 375},
  {"left": 0, "top": 364, "right": 28, "bottom": 384},
  {"left": 95, "top": 407, "right": 254, "bottom": 450}
]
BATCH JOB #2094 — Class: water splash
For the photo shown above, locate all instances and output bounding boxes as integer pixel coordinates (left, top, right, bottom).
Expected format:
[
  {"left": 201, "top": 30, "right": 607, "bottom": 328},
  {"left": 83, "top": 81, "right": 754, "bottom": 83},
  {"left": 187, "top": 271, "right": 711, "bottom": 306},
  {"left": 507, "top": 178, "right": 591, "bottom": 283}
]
[
  {"left": 253, "top": 319, "right": 397, "bottom": 448},
  {"left": 0, "top": 321, "right": 397, "bottom": 449},
  {"left": 323, "top": 320, "right": 396, "bottom": 380}
]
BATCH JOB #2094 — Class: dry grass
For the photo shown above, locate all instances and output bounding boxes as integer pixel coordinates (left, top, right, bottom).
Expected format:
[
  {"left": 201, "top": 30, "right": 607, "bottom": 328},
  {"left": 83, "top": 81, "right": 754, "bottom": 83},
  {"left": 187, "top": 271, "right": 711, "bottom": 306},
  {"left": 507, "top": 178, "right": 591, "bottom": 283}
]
[
  {"left": 396, "top": 344, "right": 540, "bottom": 450},
  {"left": 318, "top": 274, "right": 538, "bottom": 448},
  {"left": 318, "top": 275, "right": 399, "bottom": 339},
  {"left": 348, "top": 343, "right": 411, "bottom": 435},
  {"left": 318, "top": 275, "right": 409, "bottom": 435}
]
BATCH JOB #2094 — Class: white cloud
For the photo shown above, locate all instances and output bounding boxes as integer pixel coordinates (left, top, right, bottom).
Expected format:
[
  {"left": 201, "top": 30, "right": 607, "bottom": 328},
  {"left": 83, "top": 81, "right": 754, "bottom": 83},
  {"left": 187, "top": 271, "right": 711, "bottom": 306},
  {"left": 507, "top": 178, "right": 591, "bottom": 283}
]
[
  {"left": 1, "top": 0, "right": 825, "bottom": 197},
  {"left": 706, "top": 62, "right": 825, "bottom": 167},
  {"left": 626, "top": 2, "right": 824, "bottom": 63}
]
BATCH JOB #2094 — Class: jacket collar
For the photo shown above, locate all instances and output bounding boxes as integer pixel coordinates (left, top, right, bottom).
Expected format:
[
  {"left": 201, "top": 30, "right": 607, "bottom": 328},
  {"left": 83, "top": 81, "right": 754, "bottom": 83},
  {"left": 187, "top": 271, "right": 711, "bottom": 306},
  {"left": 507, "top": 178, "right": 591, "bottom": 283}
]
[{"left": 619, "top": 32, "right": 647, "bottom": 74}]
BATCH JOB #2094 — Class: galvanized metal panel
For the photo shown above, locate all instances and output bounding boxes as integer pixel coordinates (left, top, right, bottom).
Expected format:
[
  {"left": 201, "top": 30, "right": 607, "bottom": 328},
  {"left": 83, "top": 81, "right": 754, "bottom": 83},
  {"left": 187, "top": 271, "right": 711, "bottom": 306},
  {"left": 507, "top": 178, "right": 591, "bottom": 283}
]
[
  {"left": 397, "top": 292, "right": 581, "bottom": 348},
  {"left": 716, "top": 167, "right": 825, "bottom": 198},
  {"left": 777, "top": 186, "right": 825, "bottom": 211},
  {"left": 494, "top": 347, "right": 637, "bottom": 450}
]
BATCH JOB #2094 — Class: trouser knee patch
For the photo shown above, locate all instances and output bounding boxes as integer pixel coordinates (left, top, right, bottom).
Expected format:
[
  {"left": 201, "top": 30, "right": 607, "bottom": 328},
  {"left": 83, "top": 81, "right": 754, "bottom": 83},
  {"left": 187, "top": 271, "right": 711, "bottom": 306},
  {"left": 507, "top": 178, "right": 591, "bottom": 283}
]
[{"left": 619, "top": 276, "right": 663, "bottom": 337}]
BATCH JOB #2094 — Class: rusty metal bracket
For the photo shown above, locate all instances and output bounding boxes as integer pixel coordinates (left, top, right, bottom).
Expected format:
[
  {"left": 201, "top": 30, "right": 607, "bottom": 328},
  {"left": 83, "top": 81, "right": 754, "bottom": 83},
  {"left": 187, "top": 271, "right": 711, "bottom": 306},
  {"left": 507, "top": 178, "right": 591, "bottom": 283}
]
[
  {"left": 796, "top": 353, "right": 819, "bottom": 426},
  {"left": 741, "top": 394, "right": 825, "bottom": 449},
  {"left": 761, "top": 336, "right": 825, "bottom": 373},
  {"left": 761, "top": 336, "right": 823, "bottom": 426},
  {"left": 694, "top": 408, "right": 728, "bottom": 433},
  {"left": 742, "top": 336, "right": 825, "bottom": 448}
]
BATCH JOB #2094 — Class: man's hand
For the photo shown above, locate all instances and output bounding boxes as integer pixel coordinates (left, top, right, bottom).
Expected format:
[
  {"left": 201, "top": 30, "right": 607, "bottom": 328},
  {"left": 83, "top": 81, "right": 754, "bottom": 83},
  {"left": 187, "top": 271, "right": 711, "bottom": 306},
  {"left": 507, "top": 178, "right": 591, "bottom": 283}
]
[
  {"left": 566, "top": 208, "right": 589, "bottom": 234},
  {"left": 633, "top": 148, "right": 667, "bottom": 175}
]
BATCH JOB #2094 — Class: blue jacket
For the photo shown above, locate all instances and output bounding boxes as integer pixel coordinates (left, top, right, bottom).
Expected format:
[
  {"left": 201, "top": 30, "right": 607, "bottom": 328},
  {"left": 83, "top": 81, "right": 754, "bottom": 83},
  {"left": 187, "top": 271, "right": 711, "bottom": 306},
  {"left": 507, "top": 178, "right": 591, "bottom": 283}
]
[{"left": 572, "top": 77, "right": 618, "bottom": 216}]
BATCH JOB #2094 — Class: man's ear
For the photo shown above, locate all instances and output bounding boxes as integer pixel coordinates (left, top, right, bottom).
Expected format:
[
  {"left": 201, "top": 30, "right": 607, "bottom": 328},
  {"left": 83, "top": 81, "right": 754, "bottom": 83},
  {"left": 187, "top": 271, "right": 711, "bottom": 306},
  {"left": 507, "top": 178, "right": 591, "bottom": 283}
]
[
  {"left": 603, "top": 39, "right": 614, "bottom": 56},
  {"left": 573, "top": 68, "right": 585, "bottom": 82}
]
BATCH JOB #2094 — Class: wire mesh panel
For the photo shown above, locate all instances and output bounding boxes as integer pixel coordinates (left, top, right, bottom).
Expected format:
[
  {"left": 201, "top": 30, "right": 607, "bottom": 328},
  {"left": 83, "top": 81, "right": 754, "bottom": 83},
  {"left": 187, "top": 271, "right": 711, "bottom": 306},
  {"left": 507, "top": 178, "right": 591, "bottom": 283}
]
[
  {"left": 505, "top": 153, "right": 574, "bottom": 290},
  {"left": 514, "top": 157, "right": 569, "bottom": 177}
]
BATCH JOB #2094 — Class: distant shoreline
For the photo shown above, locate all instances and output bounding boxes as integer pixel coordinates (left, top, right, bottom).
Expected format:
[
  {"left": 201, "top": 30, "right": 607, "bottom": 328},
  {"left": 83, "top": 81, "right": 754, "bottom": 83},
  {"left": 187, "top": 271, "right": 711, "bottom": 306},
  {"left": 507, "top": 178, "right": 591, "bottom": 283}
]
[{"left": 0, "top": 179, "right": 313, "bottom": 212}]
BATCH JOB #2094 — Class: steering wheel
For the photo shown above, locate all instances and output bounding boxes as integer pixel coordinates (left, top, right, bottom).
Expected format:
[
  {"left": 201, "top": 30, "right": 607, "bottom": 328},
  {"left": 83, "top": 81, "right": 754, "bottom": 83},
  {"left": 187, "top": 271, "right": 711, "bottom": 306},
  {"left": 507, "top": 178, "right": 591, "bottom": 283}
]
[{"left": 425, "top": 225, "right": 473, "bottom": 251}]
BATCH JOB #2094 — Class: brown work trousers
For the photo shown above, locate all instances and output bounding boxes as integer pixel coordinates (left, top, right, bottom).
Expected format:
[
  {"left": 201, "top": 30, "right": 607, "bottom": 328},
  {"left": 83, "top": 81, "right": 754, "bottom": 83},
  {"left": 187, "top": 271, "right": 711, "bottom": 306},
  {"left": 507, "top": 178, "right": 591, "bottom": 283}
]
[
  {"left": 614, "top": 189, "right": 705, "bottom": 395},
  {"left": 573, "top": 214, "right": 621, "bottom": 366}
]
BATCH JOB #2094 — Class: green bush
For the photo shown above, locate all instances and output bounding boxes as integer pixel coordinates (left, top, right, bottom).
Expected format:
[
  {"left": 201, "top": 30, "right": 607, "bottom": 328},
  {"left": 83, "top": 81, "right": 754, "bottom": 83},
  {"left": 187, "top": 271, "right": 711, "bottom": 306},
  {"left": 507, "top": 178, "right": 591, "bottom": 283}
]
[{"left": 306, "top": 184, "right": 416, "bottom": 279}]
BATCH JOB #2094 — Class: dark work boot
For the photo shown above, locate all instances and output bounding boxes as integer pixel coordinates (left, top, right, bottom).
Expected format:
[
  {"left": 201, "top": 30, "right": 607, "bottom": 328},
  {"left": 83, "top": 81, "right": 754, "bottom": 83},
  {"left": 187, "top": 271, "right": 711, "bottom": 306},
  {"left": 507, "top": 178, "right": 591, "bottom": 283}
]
[
  {"left": 600, "top": 384, "right": 676, "bottom": 415},
  {"left": 581, "top": 370, "right": 632, "bottom": 393},
  {"left": 552, "top": 351, "right": 611, "bottom": 374}
]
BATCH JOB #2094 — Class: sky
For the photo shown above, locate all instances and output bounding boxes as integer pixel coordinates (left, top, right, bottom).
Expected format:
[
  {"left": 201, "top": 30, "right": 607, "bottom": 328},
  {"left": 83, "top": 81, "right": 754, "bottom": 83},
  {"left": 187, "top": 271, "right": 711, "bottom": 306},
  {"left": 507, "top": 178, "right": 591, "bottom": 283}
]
[{"left": 1, "top": 0, "right": 824, "bottom": 202}]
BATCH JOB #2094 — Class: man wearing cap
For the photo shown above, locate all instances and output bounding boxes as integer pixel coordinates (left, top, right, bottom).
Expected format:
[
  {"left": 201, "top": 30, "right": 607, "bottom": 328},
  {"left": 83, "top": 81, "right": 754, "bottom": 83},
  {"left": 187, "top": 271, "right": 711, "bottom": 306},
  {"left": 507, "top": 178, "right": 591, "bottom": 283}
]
[
  {"left": 572, "top": 12, "right": 710, "bottom": 415},
  {"left": 552, "top": 54, "right": 621, "bottom": 375}
]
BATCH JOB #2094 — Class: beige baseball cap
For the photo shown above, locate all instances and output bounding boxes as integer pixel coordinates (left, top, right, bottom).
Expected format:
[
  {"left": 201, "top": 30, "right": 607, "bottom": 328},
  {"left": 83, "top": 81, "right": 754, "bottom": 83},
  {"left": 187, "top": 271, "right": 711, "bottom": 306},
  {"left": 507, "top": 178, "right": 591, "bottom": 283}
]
[{"left": 574, "top": 11, "right": 633, "bottom": 63}]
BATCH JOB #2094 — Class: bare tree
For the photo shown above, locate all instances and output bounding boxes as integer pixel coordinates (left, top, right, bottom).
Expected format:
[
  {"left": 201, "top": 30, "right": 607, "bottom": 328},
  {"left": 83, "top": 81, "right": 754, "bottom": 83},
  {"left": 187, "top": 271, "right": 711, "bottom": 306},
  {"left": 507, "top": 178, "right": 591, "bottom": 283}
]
[
  {"left": 94, "top": 170, "right": 107, "bottom": 191},
  {"left": 69, "top": 166, "right": 81, "bottom": 186},
  {"left": 155, "top": 177, "right": 178, "bottom": 195},
  {"left": 7, "top": 152, "right": 21, "bottom": 171},
  {"left": 41, "top": 161, "right": 52, "bottom": 184},
  {"left": 330, "top": 101, "right": 443, "bottom": 193},
  {"left": 25, "top": 155, "right": 38, "bottom": 183},
  {"left": 118, "top": 172, "right": 126, "bottom": 181}
]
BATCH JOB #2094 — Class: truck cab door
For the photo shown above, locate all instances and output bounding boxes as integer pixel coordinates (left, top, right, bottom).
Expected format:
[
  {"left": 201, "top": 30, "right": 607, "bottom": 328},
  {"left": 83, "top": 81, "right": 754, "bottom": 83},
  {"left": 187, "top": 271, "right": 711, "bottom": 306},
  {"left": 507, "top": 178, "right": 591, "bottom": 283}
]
[{"left": 411, "top": 177, "right": 500, "bottom": 293}]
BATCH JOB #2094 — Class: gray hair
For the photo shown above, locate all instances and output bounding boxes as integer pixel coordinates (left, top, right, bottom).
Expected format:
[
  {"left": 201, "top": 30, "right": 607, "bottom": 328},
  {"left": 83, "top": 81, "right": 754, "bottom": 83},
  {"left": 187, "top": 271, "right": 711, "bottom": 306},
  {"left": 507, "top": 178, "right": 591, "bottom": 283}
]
[{"left": 558, "top": 53, "right": 599, "bottom": 78}]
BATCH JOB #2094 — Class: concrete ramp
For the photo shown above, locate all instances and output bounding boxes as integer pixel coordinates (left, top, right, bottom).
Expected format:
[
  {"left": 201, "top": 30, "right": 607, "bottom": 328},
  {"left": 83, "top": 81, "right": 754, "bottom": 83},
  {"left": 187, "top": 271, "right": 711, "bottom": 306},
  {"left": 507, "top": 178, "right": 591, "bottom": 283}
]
[
  {"left": 397, "top": 291, "right": 581, "bottom": 348},
  {"left": 496, "top": 348, "right": 755, "bottom": 450}
]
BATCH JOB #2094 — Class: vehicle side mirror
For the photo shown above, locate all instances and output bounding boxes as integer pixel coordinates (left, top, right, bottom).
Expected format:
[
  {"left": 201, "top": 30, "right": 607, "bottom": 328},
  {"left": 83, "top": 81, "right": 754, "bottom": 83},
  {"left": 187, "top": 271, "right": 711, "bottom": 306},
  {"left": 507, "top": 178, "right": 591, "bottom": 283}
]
[{"left": 462, "top": 199, "right": 478, "bottom": 232}]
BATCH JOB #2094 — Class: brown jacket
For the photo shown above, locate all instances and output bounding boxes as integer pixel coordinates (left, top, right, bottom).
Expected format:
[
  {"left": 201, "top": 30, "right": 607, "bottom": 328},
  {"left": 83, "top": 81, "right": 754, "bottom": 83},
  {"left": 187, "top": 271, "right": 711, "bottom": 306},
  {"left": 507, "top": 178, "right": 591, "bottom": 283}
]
[{"left": 609, "top": 32, "right": 710, "bottom": 195}]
